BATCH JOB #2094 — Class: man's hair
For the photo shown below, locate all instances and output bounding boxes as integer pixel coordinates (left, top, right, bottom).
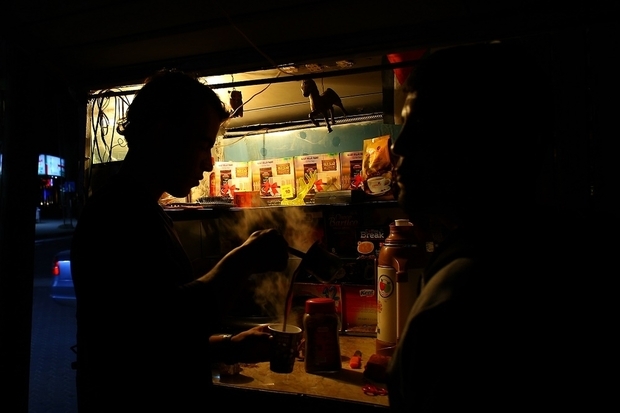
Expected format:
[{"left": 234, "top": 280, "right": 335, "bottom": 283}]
[
  {"left": 117, "top": 69, "right": 229, "bottom": 145},
  {"left": 408, "top": 42, "right": 550, "bottom": 135},
  {"left": 406, "top": 42, "right": 553, "bottom": 188}
]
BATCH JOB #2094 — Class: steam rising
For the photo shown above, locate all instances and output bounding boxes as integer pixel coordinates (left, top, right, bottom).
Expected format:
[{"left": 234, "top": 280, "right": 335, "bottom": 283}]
[
  {"left": 252, "top": 258, "right": 301, "bottom": 323},
  {"left": 218, "top": 207, "right": 317, "bottom": 321},
  {"left": 221, "top": 207, "right": 320, "bottom": 250}
]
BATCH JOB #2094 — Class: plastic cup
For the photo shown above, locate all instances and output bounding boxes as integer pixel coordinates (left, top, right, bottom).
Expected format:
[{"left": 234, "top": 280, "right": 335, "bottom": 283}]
[{"left": 268, "top": 324, "right": 302, "bottom": 373}]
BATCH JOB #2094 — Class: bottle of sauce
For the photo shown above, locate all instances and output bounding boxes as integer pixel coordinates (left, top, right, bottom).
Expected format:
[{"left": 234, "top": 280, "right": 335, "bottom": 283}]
[
  {"left": 208, "top": 157, "right": 216, "bottom": 197},
  {"left": 303, "top": 298, "right": 341, "bottom": 373},
  {"left": 376, "top": 219, "right": 427, "bottom": 356}
]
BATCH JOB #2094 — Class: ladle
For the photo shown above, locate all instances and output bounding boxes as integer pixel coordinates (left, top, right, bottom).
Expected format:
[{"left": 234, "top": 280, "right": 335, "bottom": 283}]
[{"left": 287, "top": 241, "right": 346, "bottom": 284}]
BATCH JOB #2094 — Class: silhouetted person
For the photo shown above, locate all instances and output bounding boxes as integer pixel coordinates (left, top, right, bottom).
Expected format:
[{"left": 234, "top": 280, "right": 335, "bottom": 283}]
[
  {"left": 387, "top": 42, "right": 601, "bottom": 412},
  {"left": 71, "top": 69, "right": 289, "bottom": 412}
]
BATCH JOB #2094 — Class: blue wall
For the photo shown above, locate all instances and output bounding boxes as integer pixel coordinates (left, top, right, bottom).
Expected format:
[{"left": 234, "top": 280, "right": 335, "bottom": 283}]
[{"left": 221, "top": 120, "right": 402, "bottom": 162}]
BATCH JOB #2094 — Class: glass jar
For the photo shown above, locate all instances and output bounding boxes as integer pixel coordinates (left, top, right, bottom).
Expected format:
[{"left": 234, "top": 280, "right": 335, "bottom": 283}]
[{"left": 303, "top": 298, "right": 341, "bottom": 373}]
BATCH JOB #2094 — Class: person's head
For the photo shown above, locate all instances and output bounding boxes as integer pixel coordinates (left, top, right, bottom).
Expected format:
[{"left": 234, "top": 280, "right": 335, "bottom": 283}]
[
  {"left": 392, "top": 42, "right": 552, "bottom": 229},
  {"left": 117, "top": 69, "right": 230, "bottom": 197}
]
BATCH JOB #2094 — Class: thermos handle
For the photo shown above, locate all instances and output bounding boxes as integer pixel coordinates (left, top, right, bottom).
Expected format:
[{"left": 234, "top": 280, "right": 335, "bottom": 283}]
[{"left": 392, "top": 257, "right": 409, "bottom": 281}]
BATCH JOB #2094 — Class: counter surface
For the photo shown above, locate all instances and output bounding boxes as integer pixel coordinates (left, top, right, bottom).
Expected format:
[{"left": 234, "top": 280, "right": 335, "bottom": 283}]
[{"left": 213, "top": 335, "right": 388, "bottom": 409}]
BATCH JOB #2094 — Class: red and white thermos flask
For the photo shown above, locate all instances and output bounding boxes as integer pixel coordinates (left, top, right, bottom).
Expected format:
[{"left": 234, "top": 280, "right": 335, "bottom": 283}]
[{"left": 376, "top": 219, "right": 427, "bottom": 356}]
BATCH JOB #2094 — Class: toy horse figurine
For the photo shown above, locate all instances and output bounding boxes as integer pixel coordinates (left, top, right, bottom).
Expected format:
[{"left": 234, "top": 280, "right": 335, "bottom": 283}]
[{"left": 301, "top": 79, "right": 348, "bottom": 133}]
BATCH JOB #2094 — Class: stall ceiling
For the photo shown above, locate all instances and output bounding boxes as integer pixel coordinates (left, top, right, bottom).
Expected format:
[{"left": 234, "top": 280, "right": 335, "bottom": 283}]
[
  {"left": 4, "top": 0, "right": 595, "bottom": 85},
  {"left": 3, "top": 1, "right": 597, "bottom": 128}
]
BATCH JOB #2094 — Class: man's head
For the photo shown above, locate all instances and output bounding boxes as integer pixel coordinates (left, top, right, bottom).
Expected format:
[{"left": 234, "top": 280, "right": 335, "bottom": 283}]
[
  {"left": 392, "top": 42, "right": 552, "bottom": 228},
  {"left": 117, "top": 69, "right": 230, "bottom": 197}
]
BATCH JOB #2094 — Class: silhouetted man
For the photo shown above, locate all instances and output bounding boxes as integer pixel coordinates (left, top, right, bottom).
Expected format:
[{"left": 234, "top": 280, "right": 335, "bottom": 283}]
[
  {"left": 71, "top": 70, "right": 289, "bottom": 412},
  {"left": 387, "top": 42, "right": 600, "bottom": 412}
]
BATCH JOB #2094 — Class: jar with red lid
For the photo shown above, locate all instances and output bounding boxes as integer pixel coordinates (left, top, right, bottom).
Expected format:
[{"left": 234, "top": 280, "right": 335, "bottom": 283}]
[{"left": 303, "top": 298, "right": 341, "bottom": 373}]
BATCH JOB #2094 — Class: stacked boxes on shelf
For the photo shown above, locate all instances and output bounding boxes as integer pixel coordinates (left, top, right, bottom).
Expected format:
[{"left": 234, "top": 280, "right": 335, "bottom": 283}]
[
  {"left": 340, "top": 151, "right": 364, "bottom": 191},
  {"left": 293, "top": 153, "right": 342, "bottom": 204},
  {"left": 250, "top": 157, "right": 296, "bottom": 205},
  {"left": 213, "top": 161, "right": 252, "bottom": 198}
]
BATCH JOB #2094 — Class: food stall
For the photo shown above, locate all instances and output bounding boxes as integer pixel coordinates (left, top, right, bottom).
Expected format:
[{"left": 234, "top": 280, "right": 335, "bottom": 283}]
[
  {"left": 168, "top": 202, "right": 405, "bottom": 411},
  {"left": 2, "top": 4, "right": 613, "bottom": 413}
]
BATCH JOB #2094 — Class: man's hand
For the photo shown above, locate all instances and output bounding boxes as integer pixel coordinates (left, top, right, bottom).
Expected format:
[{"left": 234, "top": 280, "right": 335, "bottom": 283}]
[{"left": 231, "top": 324, "right": 272, "bottom": 364}]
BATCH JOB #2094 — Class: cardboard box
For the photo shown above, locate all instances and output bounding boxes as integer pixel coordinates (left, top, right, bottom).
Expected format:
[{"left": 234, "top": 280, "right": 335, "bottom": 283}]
[
  {"left": 343, "top": 257, "right": 377, "bottom": 285},
  {"left": 293, "top": 153, "right": 341, "bottom": 203},
  {"left": 342, "top": 284, "right": 377, "bottom": 336},
  {"left": 213, "top": 161, "right": 252, "bottom": 198},
  {"left": 340, "top": 151, "right": 364, "bottom": 191},
  {"left": 251, "top": 157, "right": 296, "bottom": 203},
  {"left": 357, "top": 227, "right": 388, "bottom": 259},
  {"left": 323, "top": 209, "right": 361, "bottom": 257}
]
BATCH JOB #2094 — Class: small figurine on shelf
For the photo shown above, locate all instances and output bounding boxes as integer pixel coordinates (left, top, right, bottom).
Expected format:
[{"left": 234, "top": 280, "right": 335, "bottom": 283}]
[{"left": 301, "top": 79, "right": 348, "bottom": 133}]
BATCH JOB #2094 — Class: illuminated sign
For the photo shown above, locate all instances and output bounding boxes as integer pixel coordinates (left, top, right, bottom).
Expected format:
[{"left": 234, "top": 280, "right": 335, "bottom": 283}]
[
  {"left": 0, "top": 154, "right": 65, "bottom": 176},
  {"left": 45, "top": 155, "right": 64, "bottom": 176},
  {"left": 38, "top": 154, "right": 65, "bottom": 177},
  {"left": 38, "top": 154, "right": 46, "bottom": 175}
]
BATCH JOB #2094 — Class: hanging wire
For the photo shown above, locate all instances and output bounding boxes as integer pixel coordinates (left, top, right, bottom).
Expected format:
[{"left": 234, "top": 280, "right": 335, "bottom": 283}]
[
  {"left": 225, "top": 71, "right": 281, "bottom": 120},
  {"left": 216, "top": 131, "right": 260, "bottom": 148},
  {"left": 111, "top": 94, "right": 130, "bottom": 156},
  {"left": 83, "top": 91, "right": 133, "bottom": 195},
  {"left": 90, "top": 94, "right": 109, "bottom": 164},
  {"left": 89, "top": 91, "right": 132, "bottom": 164}
]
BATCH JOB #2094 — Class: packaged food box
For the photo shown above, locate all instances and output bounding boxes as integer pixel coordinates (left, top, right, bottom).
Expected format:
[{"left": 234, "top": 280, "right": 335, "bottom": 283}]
[
  {"left": 323, "top": 209, "right": 361, "bottom": 257},
  {"left": 293, "top": 153, "right": 341, "bottom": 203},
  {"left": 357, "top": 227, "right": 388, "bottom": 259},
  {"left": 340, "top": 151, "right": 364, "bottom": 191},
  {"left": 251, "top": 157, "right": 296, "bottom": 203},
  {"left": 361, "top": 135, "right": 396, "bottom": 201},
  {"left": 342, "top": 284, "right": 377, "bottom": 336},
  {"left": 213, "top": 161, "right": 252, "bottom": 198}
]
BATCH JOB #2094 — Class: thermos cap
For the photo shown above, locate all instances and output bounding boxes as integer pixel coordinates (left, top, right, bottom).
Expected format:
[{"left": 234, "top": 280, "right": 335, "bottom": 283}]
[{"left": 305, "top": 298, "right": 335, "bottom": 313}]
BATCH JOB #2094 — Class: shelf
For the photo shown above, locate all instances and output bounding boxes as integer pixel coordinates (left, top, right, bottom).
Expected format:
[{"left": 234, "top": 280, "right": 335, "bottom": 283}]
[{"left": 165, "top": 199, "right": 402, "bottom": 221}]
